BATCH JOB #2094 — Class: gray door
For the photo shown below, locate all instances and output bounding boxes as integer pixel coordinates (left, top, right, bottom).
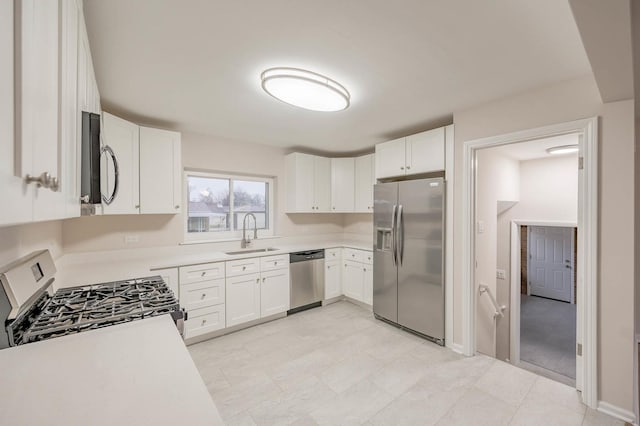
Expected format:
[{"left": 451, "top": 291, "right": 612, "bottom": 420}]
[
  {"left": 397, "top": 178, "right": 445, "bottom": 340},
  {"left": 373, "top": 182, "right": 398, "bottom": 323}
]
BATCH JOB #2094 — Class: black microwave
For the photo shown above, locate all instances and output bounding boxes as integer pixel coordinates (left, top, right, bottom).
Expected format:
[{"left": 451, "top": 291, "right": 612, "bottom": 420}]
[{"left": 80, "top": 112, "right": 118, "bottom": 213}]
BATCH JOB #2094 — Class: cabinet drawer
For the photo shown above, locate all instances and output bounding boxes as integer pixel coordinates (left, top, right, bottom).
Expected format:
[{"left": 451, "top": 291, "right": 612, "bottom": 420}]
[
  {"left": 180, "top": 278, "right": 225, "bottom": 311},
  {"left": 260, "top": 254, "right": 289, "bottom": 271},
  {"left": 325, "top": 248, "right": 341, "bottom": 260},
  {"left": 361, "top": 251, "right": 373, "bottom": 265},
  {"left": 185, "top": 305, "right": 226, "bottom": 338},
  {"left": 180, "top": 262, "right": 225, "bottom": 284},
  {"left": 226, "top": 257, "right": 260, "bottom": 277},
  {"left": 343, "top": 248, "right": 365, "bottom": 263}
]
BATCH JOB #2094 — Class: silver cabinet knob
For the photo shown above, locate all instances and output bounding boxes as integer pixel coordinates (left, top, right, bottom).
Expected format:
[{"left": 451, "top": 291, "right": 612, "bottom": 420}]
[
  {"left": 256, "top": 278, "right": 260, "bottom": 283},
  {"left": 262, "top": 277, "right": 266, "bottom": 282},
  {"left": 25, "top": 172, "right": 59, "bottom": 191},
  {"left": 400, "top": 166, "right": 404, "bottom": 170},
  {"left": 175, "top": 205, "right": 180, "bottom": 209},
  {"left": 242, "top": 266, "right": 246, "bottom": 271},
  {"left": 135, "top": 205, "right": 140, "bottom": 209},
  {"left": 201, "top": 293, "right": 206, "bottom": 299},
  {"left": 80, "top": 195, "right": 90, "bottom": 203},
  {"left": 274, "top": 261, "right": 278, "bottom": 265},
  {"left": 406, "top": 166, "right": 411, "bottom": 170},
  {"left": 201, "top": 319, "right": 207, "bottom": 326},
  {"left": 201, "top": 272, "right": 206, "bottom": 277}
]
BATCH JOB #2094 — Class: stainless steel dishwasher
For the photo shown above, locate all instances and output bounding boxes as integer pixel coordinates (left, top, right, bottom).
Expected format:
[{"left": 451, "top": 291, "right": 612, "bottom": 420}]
[{"left": 288, "top": 249, "right": 325, "bottom": 314}]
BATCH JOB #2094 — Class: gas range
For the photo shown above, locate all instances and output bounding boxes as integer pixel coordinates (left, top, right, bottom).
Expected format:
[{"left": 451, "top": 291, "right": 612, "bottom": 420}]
[{"left": 0, "top": 251, "right": 184, "bottom": 349}]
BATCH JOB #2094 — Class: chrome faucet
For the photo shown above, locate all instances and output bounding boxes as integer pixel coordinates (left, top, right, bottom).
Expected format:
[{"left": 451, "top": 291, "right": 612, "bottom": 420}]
[{"left": 241, "top": 213, "right": 258, "bottom": 248}]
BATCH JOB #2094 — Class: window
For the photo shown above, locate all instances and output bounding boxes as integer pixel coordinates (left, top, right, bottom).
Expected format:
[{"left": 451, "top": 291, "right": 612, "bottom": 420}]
[{"left": 184, "top": 171, "right": 274, "bottom": 242}]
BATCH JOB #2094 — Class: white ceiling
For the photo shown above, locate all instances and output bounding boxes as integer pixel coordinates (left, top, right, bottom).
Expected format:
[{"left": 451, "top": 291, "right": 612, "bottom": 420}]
[
  {"left": 83, "top": 0, "right": 591, "bottom": 154},
  {"left": 486, "top": 133, "right": 580, "bottom": 161}
]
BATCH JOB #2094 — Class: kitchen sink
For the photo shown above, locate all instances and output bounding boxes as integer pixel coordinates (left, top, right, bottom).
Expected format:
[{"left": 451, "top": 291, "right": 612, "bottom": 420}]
[{"left": 225, "top": 247, "right": 279, "bottom": 256}]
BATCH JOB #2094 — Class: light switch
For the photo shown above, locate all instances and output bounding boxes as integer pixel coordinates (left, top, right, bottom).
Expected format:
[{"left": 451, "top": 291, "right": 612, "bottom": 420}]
[
  {"left": 496, "top": 269, "right": 506, "bottom": 280},
  {"left": 477, "top": 220, "right": 485, "bottom": 233}
]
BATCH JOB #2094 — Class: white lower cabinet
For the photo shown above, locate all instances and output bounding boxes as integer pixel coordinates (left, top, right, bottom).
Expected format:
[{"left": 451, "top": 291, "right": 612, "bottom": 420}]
[
  {"left": 343, "top": 260, "right": 364, "bottom": 301},
  {"left": 260, "top": 268, "right": 290, "bottom": 317},
  {"left": 226, "top": 273, "right": 261, "bottom": 327},
  {"left": 363, "top": 265, "right": 373, "bottom": 305},
  {"left": 178, "top": 261, "right": 227, "bottom": 339},
  {"left": 226, "top": 255, "right": 290, "bottom": 327},
  {"left": 185, "top": 305, "right": 226, "bottom": 339},
  {"left": 324, "top": 260, "right": 341, "bottom": 299},
  {"left": 341, "top": 249, "right": 373, "bottom": 305}
]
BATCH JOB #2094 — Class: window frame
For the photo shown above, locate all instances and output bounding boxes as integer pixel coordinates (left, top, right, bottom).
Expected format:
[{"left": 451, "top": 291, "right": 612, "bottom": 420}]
[{"left": 183, "top": 170, "right": 275, "bottom": 243}]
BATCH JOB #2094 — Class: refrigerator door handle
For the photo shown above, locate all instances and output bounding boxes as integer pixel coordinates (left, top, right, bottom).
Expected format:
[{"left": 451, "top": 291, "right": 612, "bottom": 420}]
[
  {"left": 391, "top": 204, "right": 398, "bottom": 266},
  {"left": 398, "top": 204, "right": 404, "bottom": 265}
]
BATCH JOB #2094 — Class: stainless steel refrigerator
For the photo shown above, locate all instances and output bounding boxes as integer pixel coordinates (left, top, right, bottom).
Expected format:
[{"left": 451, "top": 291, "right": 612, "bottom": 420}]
[{"left": 373, "top": 177, "right": 445, "bottom": 345}]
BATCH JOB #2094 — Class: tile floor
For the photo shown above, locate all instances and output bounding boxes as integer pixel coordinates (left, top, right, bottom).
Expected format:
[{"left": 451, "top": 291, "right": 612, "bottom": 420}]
[{"left": 189, "top": 301, "right": 622, "bottom": 426}]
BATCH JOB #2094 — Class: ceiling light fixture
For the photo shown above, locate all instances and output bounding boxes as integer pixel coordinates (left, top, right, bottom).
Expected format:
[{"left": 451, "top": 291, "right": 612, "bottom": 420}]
[
  {"left": 260, "top": 67, "right": 350, "bottom": 112},
  {"left": 546, "top": 144, "right": 579, "bottom": 155}
]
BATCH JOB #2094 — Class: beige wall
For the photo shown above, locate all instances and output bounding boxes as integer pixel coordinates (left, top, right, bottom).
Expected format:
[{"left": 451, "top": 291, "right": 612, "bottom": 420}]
[
  {"left": 0, "top": 221, "right": 63, "bottom": 266},
  {"left": 475, "top": 149, "right": 520, "bottom": 357},
  {"left": 453, "top": 75, "right": 635, "bottom": 411},
  {"left": 62, "top": 132, "right": 345, "bottom": 252}
]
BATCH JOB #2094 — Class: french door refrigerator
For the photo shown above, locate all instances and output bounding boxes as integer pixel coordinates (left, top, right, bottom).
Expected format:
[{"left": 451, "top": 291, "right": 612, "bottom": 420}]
[{"left": 373, "top": 177, "right": 445, "bottom": 345}]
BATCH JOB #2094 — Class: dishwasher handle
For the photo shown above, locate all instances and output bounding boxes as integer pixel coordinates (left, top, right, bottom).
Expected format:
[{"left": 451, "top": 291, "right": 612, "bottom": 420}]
[{"left": 290, "top": 249, "right": 325, "bottom": 263}]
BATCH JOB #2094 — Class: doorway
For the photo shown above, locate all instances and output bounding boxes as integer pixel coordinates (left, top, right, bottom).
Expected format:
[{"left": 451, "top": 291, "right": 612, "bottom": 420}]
[
  {"left": 461, "top": 117, "right": 598, "bottom": 408},
  {"left": 516, "top": 224, "right": 578, "bottom": 386}
]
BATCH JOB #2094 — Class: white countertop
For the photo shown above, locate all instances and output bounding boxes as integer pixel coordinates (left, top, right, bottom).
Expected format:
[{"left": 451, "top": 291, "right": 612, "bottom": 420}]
[
  {"left": 55, "top": 236, "right": 372, "bottom": 288},
  {"left": 0, "top": 316, "right": 224, "bottom": 426}
]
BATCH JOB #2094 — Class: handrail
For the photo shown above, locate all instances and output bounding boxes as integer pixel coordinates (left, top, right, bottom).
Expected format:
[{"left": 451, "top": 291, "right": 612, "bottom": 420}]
[{"left": 479, "top": 284, "right": 506, "bottom": 319}]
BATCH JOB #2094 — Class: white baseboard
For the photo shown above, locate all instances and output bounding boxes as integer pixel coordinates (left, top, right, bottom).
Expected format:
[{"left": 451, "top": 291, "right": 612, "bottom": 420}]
[
  {"left": 448, "top": 342, "right": 465, "bottom": 355},
  {"left": 597, "top": 401, "right": 636, "bottom": 424}
]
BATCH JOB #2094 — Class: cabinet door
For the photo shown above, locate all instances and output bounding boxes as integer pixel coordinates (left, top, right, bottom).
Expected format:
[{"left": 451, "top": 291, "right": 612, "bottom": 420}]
[
  {"left": 375, "top": 138, "right": 406, "bottom": 179},
  {"left": 0, "top": 0, "right": 33, "bottom": 227},
  {"left": 324, "top": 260, "right": 341, "bottom": 299},
  {"left": 314, "top": 156, "right": 331, "bottom": 212},
  {"left": 18, "top": 0, "right": 65, "bottom": 222},
  {"left": 406, "top": 127, "right": 445, "bottom": 174},
  {"left": 330, "top": 158, "right": 355, "bottom": 212},
  {"left": 101, "top": 112, "right": 140, "bottom": 215},
  {"left": 260, "top": 269, "right": 290, "bottom": 317},
  {"left": 226, "top": 273, "right": 261, "bottom": 327},
  {"left": 363, "top": 264, "right": 373, "bottom": 305},
  {"left": 354, "top": 154, "right": 374, "bottom": 212},
  {"left": 285, "top": 153, "right": 314, "bottom": 212},
  {"left": 343, "top": 260, "right": 364, "bottom": 301},
  {"left": 60, "top": 0, "right": 80, "bottom": 219},
  {"left": 139, "top": 126, "right": 181, "bottom": 214}
]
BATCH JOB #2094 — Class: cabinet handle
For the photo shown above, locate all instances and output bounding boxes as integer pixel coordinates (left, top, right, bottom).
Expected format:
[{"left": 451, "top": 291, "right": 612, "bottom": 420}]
[
  {"left": 400, "top": 166, "right": 404, "bottom": 170},
  {"left": 24, "top": 172, "right": 59, "bottom": 192},
  {"left": 352, "top": 254, "right": 355, "bottom": 257},
  {"left": 363, "top": 268, "right": 367, "bottom": 272},
  {"left": 242, "top": 266, "right": 246, "bottom": 271},
  {"left": 201, "top": 293, "right": 206, "bottom": 299},
  {"left": 201, "top": 272, "right": 206, "bottom": 277},
  {"left": 332, "top": 207, "right": 335, "bottom": 210},
  {"left": 175, "top": 205, "right": 180, "bottom": 209},
  {"left": 135, "top": 205, "right": 140, "bottom": 209},
  {"left": 406, "top": 166, "right": 411, "bottom": 170},
  {"left": 201, "top": 319, "right": 207, "bottom": 326},
  {"left": 256, "top": 278, "right": 260, "bottom": 283},
  {"left": 262, "top": 277, "right": 266, "bottom": 282},
  {"left": 274, "top": 261, "right": 278, "bottom": 265}
]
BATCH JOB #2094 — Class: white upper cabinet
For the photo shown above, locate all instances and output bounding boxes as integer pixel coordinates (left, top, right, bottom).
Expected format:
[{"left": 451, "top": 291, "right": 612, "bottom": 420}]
[
  {"left": 285, "top": 153, "right": 331, "bottom": 212},
  {"left": 101, "top": 113, "right": 140, "bottom": 215},
  {"left": 331, "top": 158, "right": 355, "bottom": 212},
  {"left": 375, "top": 127, "right": 445, "bottom": 179},
  {"left": 0, "top": 0, "right": 32, "bottom": 227},
  {"left": 375, "top": 138, "right": 406, "bottom": 179},
  {"left": 406, "top": 127, "right": 445, "bottom": 174},
  {"left": 354, "top": 154, "right": 374, "bottom": 212},
  {"left": 139, "top": 127, "right": 182, "bottom": 214},
  {"left": 0, "top": 0, "right": 100, "bottom": 227}
]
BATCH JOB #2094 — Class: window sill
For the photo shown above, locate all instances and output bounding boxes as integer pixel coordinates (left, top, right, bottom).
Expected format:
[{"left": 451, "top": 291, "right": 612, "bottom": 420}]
[{"left": 180, "top": 235, "right": 282, "bottom": 246}]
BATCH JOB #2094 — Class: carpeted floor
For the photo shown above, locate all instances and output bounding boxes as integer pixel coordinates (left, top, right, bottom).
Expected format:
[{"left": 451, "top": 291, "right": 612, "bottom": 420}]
[{"left": 520, "top": 294, "right": 576, "bottom": 381}]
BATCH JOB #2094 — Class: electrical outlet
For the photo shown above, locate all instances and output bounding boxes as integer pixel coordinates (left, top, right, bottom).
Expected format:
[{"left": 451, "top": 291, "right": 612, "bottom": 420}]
[
  {"left": 124, "top": 235, "right": 139, "bottom": 244},
  {"left": 496, "top": 269, "right": 506, "bottom": 280},
  {"left": 477, "top": 220, "right": 485, "bottom": 233}
]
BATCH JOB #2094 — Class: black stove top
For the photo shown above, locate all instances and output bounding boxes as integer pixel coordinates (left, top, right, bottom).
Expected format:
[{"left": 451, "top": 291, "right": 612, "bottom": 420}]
[{"left": 8, "top": 276, "right": 181, "bottom": 345}]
